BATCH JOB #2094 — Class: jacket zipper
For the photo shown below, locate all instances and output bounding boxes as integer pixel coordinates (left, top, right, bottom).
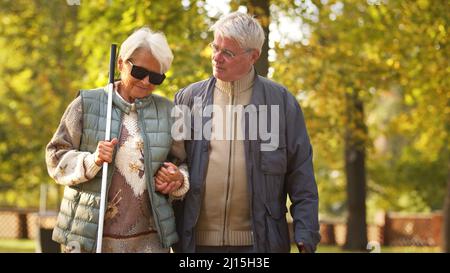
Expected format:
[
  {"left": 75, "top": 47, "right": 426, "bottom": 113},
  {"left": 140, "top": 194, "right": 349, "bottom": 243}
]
[{"left": 222, "top": 83, "right": 235, "bottom": 244}]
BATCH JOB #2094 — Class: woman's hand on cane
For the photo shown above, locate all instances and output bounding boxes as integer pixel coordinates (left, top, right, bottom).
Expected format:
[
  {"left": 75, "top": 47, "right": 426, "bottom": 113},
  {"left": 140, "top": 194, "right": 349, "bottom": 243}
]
[{"left": 94, "top": 138, "right": 118, "bottom": 166}]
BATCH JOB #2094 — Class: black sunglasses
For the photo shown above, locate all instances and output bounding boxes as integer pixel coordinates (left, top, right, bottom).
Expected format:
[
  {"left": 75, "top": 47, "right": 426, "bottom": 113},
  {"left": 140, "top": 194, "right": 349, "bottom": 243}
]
[{"left": 127, "top": 60, "right": 166, "bottom": 85}]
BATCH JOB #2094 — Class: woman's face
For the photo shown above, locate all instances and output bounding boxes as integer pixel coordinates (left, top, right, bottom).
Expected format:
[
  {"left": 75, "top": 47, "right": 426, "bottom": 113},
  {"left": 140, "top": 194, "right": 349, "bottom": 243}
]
[{"left": 118, "top": 48, "right": 161, "bottom": 103}]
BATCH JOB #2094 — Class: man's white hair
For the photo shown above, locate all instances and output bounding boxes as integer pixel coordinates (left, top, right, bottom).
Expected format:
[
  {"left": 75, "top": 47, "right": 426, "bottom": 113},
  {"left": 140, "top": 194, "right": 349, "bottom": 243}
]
[
  {"left": 119, "top": 27, "right": 173, "bottom": 74},
  {"left": 210, "top": 11, "right": 265, "bottom": 52}
]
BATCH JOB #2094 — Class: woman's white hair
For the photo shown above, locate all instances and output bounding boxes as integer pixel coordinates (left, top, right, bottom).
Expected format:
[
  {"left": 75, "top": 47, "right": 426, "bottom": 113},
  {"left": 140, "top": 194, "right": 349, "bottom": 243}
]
[
  {"left": 119, "top": 27, "right": 173, "bottom": 74},
  {"left": 210, "top": 11, "right": 265, "bottom": 52}
]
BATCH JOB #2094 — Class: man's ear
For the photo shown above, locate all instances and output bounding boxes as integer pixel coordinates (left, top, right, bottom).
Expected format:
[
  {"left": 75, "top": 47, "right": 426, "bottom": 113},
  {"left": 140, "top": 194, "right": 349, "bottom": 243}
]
[{"left": 250, "top": 49, "right": 261, "bottom": 65}]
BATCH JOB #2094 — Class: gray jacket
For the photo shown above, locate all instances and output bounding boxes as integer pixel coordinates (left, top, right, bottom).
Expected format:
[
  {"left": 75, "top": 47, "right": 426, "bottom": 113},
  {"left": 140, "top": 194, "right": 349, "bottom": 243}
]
[{"left": 173, "top": 75, "right": 320, "bottom": 253}]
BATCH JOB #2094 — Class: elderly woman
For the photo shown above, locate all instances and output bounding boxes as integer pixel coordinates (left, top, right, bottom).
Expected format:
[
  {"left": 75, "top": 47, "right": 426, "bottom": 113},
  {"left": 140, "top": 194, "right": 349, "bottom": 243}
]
[{"left": 45, "top": 27, "right": 188, "bottom": 253}]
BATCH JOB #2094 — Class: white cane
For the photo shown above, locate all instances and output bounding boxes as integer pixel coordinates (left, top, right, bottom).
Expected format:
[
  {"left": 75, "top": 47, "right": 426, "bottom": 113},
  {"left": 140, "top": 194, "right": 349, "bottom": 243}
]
[{"left": 96, "top": 44, "right": 117, "bottom": 253}]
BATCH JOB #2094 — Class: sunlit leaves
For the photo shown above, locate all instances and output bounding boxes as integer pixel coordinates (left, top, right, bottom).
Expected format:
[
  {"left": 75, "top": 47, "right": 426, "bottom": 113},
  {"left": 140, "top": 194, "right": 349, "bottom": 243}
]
[
  {"left": 0, "top": 0, "right": 214, "bottom": 207},
  {"left": 273, "top": 0, "right": 448, "bottom": 215}
]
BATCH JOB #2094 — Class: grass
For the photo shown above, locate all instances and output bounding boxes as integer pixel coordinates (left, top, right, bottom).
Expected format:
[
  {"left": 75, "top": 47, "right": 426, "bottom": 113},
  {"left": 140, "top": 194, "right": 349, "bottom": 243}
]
[
  {"left": 0, "top": 239, "right": 36, "bottom": 253},
  {"left": 0, "top": 239, "right": 441, "bottom": 253},
  {"left": 291, "top": 244, "right": 441, "bottom": 253}
]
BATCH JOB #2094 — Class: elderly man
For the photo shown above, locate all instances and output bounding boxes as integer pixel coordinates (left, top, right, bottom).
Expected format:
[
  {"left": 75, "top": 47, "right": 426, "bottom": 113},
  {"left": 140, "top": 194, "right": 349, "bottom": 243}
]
[{"left": 159, "top": 11, "right": 320, "bottom": 253}]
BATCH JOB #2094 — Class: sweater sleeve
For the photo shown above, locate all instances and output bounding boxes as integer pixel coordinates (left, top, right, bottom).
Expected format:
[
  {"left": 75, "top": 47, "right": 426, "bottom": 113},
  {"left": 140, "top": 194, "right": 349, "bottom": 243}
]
[
  {"left": 169, "top": 163, "right": 190, "bottom": 200},
  {"left": 45, "top": 96, "right": 101, "bottom": 186},
  {"left": 167, "top": 140, "right": 190, "bottom": 200}
]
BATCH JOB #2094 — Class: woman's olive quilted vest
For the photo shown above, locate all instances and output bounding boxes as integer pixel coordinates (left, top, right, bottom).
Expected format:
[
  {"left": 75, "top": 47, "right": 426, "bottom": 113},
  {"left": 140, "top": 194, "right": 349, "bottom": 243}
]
[{"left": 52, "top": 88, "right": 178, "bottom": 252}]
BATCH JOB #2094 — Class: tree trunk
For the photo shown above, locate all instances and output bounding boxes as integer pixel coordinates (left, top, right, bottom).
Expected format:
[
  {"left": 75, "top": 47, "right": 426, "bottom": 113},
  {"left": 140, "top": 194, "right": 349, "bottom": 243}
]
[
  {"left": 247, "top": 0, "right": 270, "bottom": 77},
  {"left": 442, "top": 162, "right": 450, "bottom": 252},
  {"left": 344, "top": 90, "right": 368, "bottom": 250}
]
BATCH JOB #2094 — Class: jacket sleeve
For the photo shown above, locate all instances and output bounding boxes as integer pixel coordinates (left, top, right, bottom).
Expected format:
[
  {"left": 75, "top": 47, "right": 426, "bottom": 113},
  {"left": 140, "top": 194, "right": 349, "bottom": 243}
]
[
  {"left": 45, "top": 96, "right": 101, "bottom": 186},
  {"left": 166, "top": 95, "right": 190, "bottom": 200},
  {"left": 284, "top": 92, "right": 321, "bottom": 252}
]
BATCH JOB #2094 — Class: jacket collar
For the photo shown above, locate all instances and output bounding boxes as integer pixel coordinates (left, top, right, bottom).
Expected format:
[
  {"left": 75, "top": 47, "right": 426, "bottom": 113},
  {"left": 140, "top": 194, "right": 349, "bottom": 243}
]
[{"left": 249, "top": 75, "right": 266, "bottom": 108}]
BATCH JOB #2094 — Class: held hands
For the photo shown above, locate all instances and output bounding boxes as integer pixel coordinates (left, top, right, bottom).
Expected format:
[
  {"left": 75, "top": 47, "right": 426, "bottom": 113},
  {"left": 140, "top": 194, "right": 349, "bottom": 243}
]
[
  {"left": 93, "top": 139, "right": 183, "bottom": 195},
  {"left": 94, "top": 138, "right": 118, "bottom": 166},
  {"left": 154, "top": 162, "right": 183, "bottom": 195}
]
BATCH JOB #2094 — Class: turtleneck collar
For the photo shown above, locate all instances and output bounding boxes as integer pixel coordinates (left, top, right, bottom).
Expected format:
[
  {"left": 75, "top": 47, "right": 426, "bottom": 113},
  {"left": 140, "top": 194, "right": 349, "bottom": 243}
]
[
  {"left": 215, "top": 66, "right": 255, "bottom": 95},
  {"left": 110, "top": 82, "right": 153, "bottom": 114},
  {"left": 114, "top": 85, "right": 136, "bottom": 112}
]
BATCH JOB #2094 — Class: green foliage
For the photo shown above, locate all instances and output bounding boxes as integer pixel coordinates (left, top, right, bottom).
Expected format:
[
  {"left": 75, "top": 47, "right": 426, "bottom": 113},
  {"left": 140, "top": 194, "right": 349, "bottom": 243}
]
[
  {"left": 74, "top": 0, "right": 212, "bottom": 98},
  {"left": 0, "top": 0, "right": 212, "bottom": 207},
  {"left": 272, "top": 0, "right": 449, "bottom": 217},
  {"left": 0, "top": 0, "right": 447, "bottom": 215},
  {"left": 0, "top": 0, "right": 82, "bottom": 207}
]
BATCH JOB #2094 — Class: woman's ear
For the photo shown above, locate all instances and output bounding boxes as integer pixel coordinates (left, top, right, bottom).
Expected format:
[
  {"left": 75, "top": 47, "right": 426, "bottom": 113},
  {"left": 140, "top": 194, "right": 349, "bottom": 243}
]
[{"left": 118, "top": 57, "right": 124, "bottom": 72}]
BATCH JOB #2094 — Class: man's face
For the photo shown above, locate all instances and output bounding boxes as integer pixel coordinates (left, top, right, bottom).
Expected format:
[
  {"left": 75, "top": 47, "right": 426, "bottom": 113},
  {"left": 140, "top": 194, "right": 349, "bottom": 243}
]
[{"left": 211, "top": 35, "right": 259, "bottom": 82}]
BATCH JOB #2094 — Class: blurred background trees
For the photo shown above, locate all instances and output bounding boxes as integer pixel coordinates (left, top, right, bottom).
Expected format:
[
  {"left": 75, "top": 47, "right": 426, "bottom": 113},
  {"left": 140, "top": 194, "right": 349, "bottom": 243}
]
[
  {"left": 271, "top": 0, "right": 448, "bottom": 250},
  {"left": 0, "top": 0, "right": 447, "bottom": 250}
]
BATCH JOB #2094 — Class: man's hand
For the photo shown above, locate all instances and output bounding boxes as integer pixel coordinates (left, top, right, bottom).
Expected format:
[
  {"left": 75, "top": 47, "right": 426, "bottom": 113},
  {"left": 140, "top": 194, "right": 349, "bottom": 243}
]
[
  {"left": 154, "top": 162, "right": 183, "bottom": 194},
  {"left": 296, "top": 242, "right": 311, "bottom": 253},
  {"left": 94, "top": 138, "right": 118, "bottom": 166}
]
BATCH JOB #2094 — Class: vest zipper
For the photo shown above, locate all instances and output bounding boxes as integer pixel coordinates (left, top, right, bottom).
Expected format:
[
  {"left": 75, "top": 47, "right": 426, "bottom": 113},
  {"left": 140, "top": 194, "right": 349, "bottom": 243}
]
[
  {"left": 105, "top": 110, "right": 123, "bottom": 196},
  {"left": 98, "top": 110, "right": 123, "bottom": 249},
  {"left": 104, "top": 90, "right": 124, "bottom": 208},
  {"left": 138, "top": 105, "right": 165, "bottom": 246}
]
